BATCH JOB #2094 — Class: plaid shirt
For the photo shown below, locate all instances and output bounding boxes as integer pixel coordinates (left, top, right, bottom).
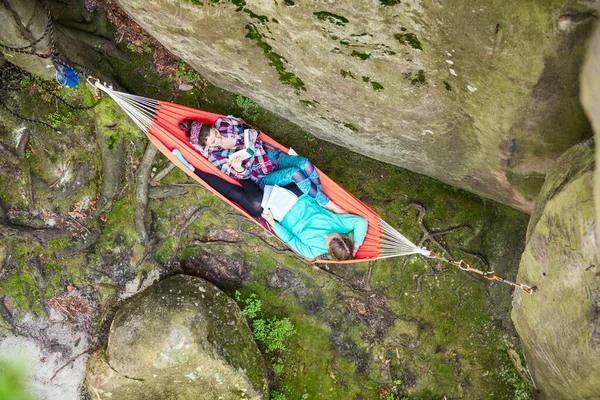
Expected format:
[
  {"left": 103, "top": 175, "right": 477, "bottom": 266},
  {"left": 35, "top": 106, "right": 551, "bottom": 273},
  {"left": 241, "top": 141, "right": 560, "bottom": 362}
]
[{"left": 191, "top": 116, "right": 274, "bottom": 181}]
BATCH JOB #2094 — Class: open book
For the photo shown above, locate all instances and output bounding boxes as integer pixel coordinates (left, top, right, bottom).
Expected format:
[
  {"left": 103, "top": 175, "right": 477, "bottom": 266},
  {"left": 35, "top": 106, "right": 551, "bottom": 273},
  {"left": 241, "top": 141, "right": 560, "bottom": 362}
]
[
  {"left": 228, "top": 129, "right": 255, "bottom": 160},
  {"left": 261, "top": 185, "right": 299, "bottom": 221}
]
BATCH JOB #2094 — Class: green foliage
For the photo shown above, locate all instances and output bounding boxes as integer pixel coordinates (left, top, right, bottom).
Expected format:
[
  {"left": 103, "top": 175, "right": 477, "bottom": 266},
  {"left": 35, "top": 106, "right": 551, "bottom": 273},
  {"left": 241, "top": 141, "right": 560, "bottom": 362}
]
[
  {"left": 253, "top": 317, "right": 294, "bottom": 353},
  {"left": 235, "top": 291, "right": 262, "bottom": 318},
  {"left": 19, "top": 75, "right": 32, "bottom": 90},
  {"left": 234, "top": 291, "right": 295, "bottom": 376},
  {"left": 0, "top": 359, "right": 34, "bottom": 400},
  {"left": 235, "top": 95, "right": 261, "bottom": 120},
  {"left": 47, "top": 110, "right": 74, "bottom": 130},
  {"left": 126, "top": 43, "right": 137, "bottom": 52},
  {"left": 24, "top": 143, "right": 32, "bottom": 159},
  {"left": 175, "top": 61, "right": 203, "bottom": 84},
  {"left": 270, "top": 390, "right": 287, "bottom": 400}
]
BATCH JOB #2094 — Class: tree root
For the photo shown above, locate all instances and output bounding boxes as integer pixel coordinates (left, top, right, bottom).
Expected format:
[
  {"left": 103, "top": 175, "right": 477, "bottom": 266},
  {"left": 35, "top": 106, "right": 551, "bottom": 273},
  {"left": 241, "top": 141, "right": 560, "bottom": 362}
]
[
  {"left": 50, "top": 349, "right": 90, "bottom": 381},
  {"left": 328, "top": 360, "right": 346, "bottom": 385},
  {"left": 135, "top": 142, "right": 158, "bottom": 249},
  {"left": 0, "top": 218, "right": 72, "bottom": 242},
  {"left": 169, "top": 206, "right": 209, "bottom": 264}
]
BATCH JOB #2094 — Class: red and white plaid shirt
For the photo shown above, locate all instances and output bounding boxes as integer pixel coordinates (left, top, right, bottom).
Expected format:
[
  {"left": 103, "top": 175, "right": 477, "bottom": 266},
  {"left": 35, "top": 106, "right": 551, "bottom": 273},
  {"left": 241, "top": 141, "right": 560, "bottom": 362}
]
[{"left": 191, "top": 116, "right": 274, "bottom": 181}]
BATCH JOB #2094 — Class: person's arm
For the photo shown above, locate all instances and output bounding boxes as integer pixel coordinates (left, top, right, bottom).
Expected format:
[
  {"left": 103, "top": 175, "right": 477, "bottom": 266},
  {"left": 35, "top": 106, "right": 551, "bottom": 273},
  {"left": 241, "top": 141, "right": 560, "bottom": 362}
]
[
  {"left": 263, "top": 211, "right": 323, "bottom": 259},
  {"left": 339, "top": 214, "right": 368, "bottom": 256},
  {"left": 172, "top": 149, "right": 195, "bottom": 171},
  {"left": 207, "top": 152, "right": 252, "bottom": 180}
]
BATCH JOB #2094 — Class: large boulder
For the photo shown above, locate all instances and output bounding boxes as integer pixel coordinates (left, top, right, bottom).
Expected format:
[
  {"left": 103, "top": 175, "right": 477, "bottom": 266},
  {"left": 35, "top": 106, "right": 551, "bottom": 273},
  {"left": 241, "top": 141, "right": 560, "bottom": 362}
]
[
  {"left": 85, "top": 275, "right": 268, "bottom": 400},
  {"left": 112, "top": 0, "right": 596, "bottom": 211},
  {"left": 511, "top": 137, "right": 599, "bottom": 399}
]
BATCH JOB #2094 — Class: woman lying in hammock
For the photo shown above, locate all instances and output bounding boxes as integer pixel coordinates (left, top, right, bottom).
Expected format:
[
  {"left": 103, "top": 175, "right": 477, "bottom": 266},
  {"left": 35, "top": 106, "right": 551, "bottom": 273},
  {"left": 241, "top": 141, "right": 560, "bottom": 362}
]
[
  {"left": 180, "top": 116, "right": 346, "bottom": 214},
  {"left": 260, "top": 185, "right": 368, "bottom": 261}
]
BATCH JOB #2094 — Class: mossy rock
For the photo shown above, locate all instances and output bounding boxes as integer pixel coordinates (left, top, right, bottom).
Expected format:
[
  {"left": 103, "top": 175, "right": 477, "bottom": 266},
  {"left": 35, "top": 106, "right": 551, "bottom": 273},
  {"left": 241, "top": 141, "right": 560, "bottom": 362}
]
[
  {"left": 112, "top": 0, "right": 597, "bottom": 211},
  {"left": 85, "top": 275, "right": 268, "bottom": 400},
  {"left": 511, "top": 139, "right": 600, "bottom": 399}
]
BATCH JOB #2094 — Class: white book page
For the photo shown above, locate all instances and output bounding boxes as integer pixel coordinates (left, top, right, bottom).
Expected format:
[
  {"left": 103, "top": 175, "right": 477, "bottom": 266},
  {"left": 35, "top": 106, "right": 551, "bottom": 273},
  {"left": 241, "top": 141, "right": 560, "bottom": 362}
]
[{"left": 263, "top": 185, "right": 298, "bottom": 221}]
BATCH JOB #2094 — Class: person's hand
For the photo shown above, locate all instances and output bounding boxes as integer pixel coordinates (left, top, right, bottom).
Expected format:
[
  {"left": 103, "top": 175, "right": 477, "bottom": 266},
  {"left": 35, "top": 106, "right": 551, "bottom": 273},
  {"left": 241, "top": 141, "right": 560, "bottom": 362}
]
[
  {"left": 229, "top": 155, "right": 245, "bottom": 172},
  {"left": 262, "top": 210, "right": 276, "bottom": 227}
]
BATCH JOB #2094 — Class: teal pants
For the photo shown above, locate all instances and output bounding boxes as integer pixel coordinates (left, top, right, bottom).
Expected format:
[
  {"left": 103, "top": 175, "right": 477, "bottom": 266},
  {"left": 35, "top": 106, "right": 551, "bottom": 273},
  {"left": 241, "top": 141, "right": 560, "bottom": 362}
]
[{"left": 258, "top": 150, "right": 329, "bottom": 205}]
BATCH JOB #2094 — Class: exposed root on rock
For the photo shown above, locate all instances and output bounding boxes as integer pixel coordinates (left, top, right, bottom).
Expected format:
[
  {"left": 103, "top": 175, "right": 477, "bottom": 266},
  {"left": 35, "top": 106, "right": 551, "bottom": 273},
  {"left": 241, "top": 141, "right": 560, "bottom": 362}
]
[{"left": 135, "top": 142, "right": 158, "bottom": 249}]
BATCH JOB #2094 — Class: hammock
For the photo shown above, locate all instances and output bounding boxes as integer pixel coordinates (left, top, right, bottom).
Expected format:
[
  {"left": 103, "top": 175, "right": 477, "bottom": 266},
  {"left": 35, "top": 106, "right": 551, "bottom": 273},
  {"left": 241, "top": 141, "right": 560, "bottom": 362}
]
[{"left": 90, "top": 80, "right": 535, "bottom": 294}]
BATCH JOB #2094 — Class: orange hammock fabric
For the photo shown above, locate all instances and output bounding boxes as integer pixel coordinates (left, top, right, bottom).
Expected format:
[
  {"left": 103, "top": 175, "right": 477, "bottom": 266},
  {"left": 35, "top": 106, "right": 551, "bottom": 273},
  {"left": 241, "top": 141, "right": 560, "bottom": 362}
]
[{"left": 146, "top": 101, "right": 382, "bottom": 263}]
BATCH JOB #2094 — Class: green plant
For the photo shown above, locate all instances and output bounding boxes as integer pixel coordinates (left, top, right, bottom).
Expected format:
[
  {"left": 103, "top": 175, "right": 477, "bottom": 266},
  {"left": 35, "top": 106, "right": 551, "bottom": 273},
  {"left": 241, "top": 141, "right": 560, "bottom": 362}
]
[
  {"left": 126, "top": 43, "right": 137, "bottom": 51},
  {"left": 235, "top": 95, "right": 261, "bottom": 120},
  {"left": 234, "top": 292, "right": 295, "bottom": 375},
  {"left": 174, "top": 61, "right": 203, "bottom": 84},
  {"left": 252, "top": 317, "right": 294, "bottom": 353},
  {"left": 19, "top": 75, "right": 32, "bottom": 90},
  {"left": 235, "top": 291, "right": 262, "bottom": 318},
  {"left": 270, "top": 390, "right": 287, "bottom": 400},
  {"left": 271, "top": 357, "right": 284, "bottom": 374},
  {"left": 47, "top": 111, "right": 73, "bottom": 130},
  {"left": 24, "top": 143, "right": 32, "bottom": 159}
]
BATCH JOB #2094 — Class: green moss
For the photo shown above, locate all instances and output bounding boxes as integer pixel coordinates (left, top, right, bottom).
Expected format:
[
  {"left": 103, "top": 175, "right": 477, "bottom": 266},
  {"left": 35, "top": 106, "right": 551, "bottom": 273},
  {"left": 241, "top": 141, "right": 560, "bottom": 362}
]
[
  {"left": 371, "top": 81, "right": 384, "bottom": 91},
  {"left": 443, "top": 81, "right": 452, "bottom": 91},
  {"left": 394, "top": 32, "right": 423, "bottom": 50},
  {"left": 243, "top": 9, "right": 269, "bottom": 22},
  {"left": 409, "top": 70, "right": 426, "bottom": 85},
  {"left": 351, "top": 51, "right": 371, "bottom": 60},
  {"left": 230, "top": 0, "right": 246, "bottom": 10},
  {"left": 244, "top": 24, "right": 306, "bottom": 91},
  {"left": 362, "top": 76, "right": 370, "bottom": 82},
  {"left": 343, "top": 123, "right": 358, "bottom": 132},
  {"left": 340, "top": 70, "right": 355, "bottom": 79},
  {"left": 379, "top": 0, "right": 401, "bottom": 5},
  {"left": 313, "top": 11, "right": 349, "bottom": 26},
  {"left": 283, "top": 0, "right": 295, "bottom": 5}
]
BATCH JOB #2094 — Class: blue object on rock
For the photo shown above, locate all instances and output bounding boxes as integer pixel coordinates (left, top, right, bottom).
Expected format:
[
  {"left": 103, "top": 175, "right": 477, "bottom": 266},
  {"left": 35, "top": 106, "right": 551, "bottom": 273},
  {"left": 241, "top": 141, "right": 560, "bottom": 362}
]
[{"left": 55, "top": 65, "right": 79, "bottom": 87}]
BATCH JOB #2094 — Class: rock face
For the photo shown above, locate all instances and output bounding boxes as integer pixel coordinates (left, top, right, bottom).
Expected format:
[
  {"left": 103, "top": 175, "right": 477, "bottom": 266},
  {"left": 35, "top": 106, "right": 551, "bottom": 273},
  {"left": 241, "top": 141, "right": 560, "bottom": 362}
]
[
  {"left": 112, "top": 0, "right": 595, "bottom": 211},
  {"left": 85, "top": 275, "right": 268, "bottom": 400},
  {"left": 511, "top": 138, "right": 599, "bottom": 399}
]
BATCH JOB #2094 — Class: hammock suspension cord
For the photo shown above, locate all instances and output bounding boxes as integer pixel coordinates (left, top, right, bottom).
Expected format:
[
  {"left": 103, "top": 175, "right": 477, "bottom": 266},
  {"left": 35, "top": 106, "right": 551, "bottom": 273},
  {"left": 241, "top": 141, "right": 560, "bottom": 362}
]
[{"left": 89, "top": 79, "right": 536, "bottom": 295}]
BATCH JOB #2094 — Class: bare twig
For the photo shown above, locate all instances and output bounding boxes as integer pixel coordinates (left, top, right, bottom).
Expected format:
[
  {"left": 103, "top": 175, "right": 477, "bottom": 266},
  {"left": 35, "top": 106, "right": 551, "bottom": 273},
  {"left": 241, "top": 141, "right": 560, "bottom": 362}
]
[
  {"left": 50, "top": 349, "right": 90, "bottom": 381},
  {"left": 49, "top": 160, "right": 71, "bottom": 188}
]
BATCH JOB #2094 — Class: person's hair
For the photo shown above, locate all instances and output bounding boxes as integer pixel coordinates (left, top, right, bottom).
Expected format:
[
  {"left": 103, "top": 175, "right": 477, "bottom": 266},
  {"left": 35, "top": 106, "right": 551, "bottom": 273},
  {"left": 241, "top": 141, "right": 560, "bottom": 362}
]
[
  {"left": 179, "top": 120, "right": 211, "bottom": 146},
  {"left": 327, "top": 234, "right": 354, "bottom": 261}
]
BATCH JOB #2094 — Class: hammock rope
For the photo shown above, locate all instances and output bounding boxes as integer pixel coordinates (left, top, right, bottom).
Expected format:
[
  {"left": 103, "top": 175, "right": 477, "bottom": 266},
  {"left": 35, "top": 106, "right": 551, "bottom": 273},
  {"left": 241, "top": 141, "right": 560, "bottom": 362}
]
[{"left": 89, "top": 79, "right": 535, "bottom": 295}]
